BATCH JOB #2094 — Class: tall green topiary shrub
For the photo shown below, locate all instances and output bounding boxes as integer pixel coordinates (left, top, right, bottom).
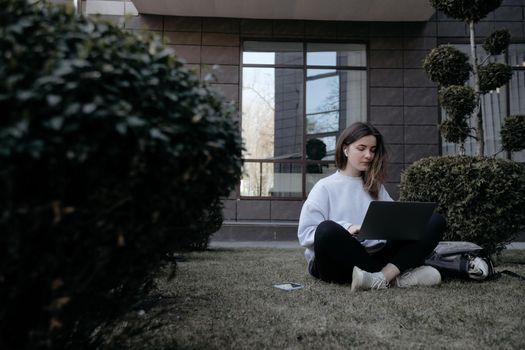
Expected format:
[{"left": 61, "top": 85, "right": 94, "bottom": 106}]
[
  {"left": 425, "top": 0, "right": 513, "bottom": 156},
  {"left": 501, "top": 115, "right": 525, "bottom": 157},
  {"left": 0, "top": 1, "right": 242, "bottom": 349},
  {"left": 400, "top": 156, "right": 525, "bottom": 255}
]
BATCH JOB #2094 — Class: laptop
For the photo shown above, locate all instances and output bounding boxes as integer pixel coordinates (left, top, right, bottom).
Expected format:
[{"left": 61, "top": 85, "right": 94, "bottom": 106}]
[{"left": 358, "top": 201, "right": 437, "bottom": 240}]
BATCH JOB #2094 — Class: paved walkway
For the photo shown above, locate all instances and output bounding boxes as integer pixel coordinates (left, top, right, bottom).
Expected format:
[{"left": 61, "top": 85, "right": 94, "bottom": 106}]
[
  {"left": 506, "top": 242, "right": 525, "bottom": 249},
  {"left": 209, "top": 241, "right": 300, "bottom": 249},
  {"left": 209, "top": 240, "right": 525, "bottom": 250}
]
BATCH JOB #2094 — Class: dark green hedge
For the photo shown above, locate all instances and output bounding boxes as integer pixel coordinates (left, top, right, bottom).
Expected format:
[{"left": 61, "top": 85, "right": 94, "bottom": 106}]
[
  {"left": 0, "top": 1, "right": 242, "bottom": 349},
  {"left": 400, "top": 156, "right": 525, "bottom": 255}
]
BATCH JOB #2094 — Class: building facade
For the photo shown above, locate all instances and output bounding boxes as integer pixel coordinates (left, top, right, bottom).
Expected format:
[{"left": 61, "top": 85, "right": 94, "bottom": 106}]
[{"left": 78, "top": 0, "right": 525, "bottom": 241}]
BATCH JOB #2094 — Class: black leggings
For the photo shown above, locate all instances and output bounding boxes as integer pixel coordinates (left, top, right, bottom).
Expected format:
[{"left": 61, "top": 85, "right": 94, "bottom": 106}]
[{"left": 310, "top": 213, "right": 445, "bottom": 284}]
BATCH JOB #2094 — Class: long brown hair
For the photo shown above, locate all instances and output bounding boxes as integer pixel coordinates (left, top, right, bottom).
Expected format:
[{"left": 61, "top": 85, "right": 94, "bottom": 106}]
[{"left": 335, "top": 122, "right": 388, "bottom": 199}]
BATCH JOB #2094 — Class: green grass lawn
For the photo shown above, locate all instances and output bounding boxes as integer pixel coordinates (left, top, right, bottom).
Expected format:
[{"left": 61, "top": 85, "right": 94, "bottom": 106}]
[{"left": 100, "top": 248, "right": 525, "bottom": 349}]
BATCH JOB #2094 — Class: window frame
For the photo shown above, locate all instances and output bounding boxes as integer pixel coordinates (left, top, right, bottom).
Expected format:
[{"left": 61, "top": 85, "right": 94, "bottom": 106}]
[{"left": 239, "top": 39, "right": 369, "bottom": 200}]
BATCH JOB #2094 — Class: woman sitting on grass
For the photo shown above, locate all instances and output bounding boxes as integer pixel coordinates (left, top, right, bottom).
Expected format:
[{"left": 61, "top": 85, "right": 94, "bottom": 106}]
[{"left": 297, "top": 122, "right": 445, "bottom": 291}]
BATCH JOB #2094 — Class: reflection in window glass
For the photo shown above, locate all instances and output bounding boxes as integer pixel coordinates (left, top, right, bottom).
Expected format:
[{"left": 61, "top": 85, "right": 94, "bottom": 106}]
[
  {"left": 243, "top": 41, "right": 303, "bottom": 65},
  {"left": 307, "top": 70, "right": 338, "bottom": 115},
  {"left": 317, "top": 136, "right": 336, "bottom": 159},
  {"left": 240, "top": 162, "right": 286, "bottom": 197},
  {"left": 241, "top": 162, "right": 263, "bottom": 197},
  {"left": 270, "top": 163, "right": 302, "bottom": 197},
  {"left": 306, "top": 136, "right": 336, "bottom": 161},
  {"left": 306, "top": 70, "right": 366, "bottom": 135},
  {"left": 242, "top": 67, "right": 304, "bottom": 160},
  {"left": 242, "top": 52, "right": 276, "bottom": 65},
  {"left": 240, "top": 162, "right": 302, "bottom": 197},
  {"left": 306, "top": 164, "right": 337, "bottom": 193},
  {"left": 307, "top": 111, "right": 339, "bottom": 134},
  {"left": 307, "top": 43, "right": 366, "bottom": 67},
  {"left": 307, "top": 68, "right": 334, "bottom": 78}
]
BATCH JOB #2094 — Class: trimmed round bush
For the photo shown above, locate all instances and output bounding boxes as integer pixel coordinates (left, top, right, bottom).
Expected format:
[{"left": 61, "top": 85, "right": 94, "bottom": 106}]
[
  {"left": 483, "top": 29, "right": 511, "bottom": 55},
  {"left": 439, "top": 117, "right": 471, "bottom": 144},
  {"left": 438, "top": 85, "right": 477, "bottom": 118},
  {"left": 423, "top": 45, "right": 471, "bottom": 86},
  {"left": 501, "top": 115, "right": 525, "bottom": 153},
  {"left": 0, "top": 1, "right": 242, "bottom": 349},
  {"left": 306, "top": 138, "right": 327, "bottom": 160},
  {"left": 430, "top": 0, "right": 503, "bottom": 23},
  {"left": 400, "top": 156, "right": 525, "bottom": 255},
  {"left": 478, "top": 62, "right": 513, "bottom": 93}
]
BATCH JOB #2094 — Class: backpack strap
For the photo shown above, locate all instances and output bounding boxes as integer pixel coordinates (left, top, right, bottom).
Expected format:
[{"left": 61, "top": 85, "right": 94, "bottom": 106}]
[{"left": 489, "top": 270, "right": 525, "bottom": 282}]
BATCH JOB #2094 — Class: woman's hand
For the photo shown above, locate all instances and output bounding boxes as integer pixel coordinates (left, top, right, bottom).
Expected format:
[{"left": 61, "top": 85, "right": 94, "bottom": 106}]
[{"left": 347, "top": 224, "right": 361, "bottom": 236}]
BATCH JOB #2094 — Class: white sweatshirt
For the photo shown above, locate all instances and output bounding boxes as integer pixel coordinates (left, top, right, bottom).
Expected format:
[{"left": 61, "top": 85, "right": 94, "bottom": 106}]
[{"left": 297, "top": 170, "right": 393, "bottom": 264}]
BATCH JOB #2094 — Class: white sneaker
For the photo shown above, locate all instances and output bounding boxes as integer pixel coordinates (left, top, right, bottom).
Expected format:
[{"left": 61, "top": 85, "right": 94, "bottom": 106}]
[
  {"left": 350, "top": 266, "right": 389, "bottom": 292},
  {"left": 394, "top": 266, "right": 441, "bottom": 288},
  {"left": 468, "top": 257, "right": 490, "bottom": 280}
]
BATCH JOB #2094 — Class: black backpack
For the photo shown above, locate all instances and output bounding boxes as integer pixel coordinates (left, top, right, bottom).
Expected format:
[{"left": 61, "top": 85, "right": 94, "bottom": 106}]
[
  {"left": 425, "top": 241, "right": 525, "bottom": 282},
  {"left": 424, "top": 241, "right": 495, "bottom": 280}
]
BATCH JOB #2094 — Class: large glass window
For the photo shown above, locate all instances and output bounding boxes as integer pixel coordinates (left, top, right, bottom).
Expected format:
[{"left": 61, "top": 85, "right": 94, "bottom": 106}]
[
  {"left": 241, "top": 41, "right": 367, "bottom": 198},
  {"left": 441, "top": 44, "right": 524, "bottom": 162}
]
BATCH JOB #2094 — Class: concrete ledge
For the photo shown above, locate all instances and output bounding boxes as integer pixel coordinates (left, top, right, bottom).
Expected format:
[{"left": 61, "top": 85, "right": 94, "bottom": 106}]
[
  {"left": 506, "top": 242, "right": 525, "bottom": 250},
  {"left": 211, "top": 221, "right": 298, "bottom": 241},
  {"left": 209, "top": 241, "right": 300, "bottom": 249},
  {"left": 211, "top": 221, "right": 525, "bottom": 248},
  {"left": 222, "top": 220, "right": 298, "bottom": 227},
  {"left": 209, "top": 240, "right": 525, "bottom": 250}
]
